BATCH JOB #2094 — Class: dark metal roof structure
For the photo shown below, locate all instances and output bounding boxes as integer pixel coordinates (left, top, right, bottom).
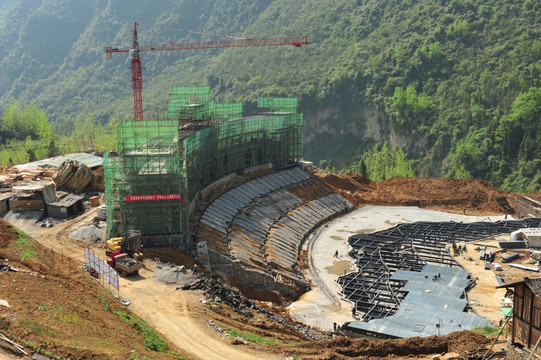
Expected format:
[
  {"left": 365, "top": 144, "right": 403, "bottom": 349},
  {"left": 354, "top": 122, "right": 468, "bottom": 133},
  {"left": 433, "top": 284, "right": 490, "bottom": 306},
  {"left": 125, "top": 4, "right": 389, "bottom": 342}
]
[
  {"left": 345, "top": 265, "right": 494, "bottom": 338},
  {"left": 338, "top": 217, "right": 541, "bottom": 338}
]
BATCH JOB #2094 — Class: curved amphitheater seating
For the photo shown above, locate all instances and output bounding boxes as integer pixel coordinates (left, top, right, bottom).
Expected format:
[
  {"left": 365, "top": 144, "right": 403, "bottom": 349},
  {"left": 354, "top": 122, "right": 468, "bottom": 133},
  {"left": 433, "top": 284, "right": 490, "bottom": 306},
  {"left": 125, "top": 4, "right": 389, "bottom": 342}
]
[
  {"left": 266, "top": 194, "right": 349, "bottom": 271},
  {"left": 197, "top": 167, "right": 353, "bottom": 279}
]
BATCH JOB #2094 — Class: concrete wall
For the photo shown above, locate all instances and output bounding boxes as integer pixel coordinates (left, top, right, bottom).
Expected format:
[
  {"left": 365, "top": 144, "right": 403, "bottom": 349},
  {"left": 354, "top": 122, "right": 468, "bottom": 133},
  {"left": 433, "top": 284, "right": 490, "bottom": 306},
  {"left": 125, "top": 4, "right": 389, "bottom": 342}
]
[{"left": 142, "top": 234, "right": 184, "bottom": 249}]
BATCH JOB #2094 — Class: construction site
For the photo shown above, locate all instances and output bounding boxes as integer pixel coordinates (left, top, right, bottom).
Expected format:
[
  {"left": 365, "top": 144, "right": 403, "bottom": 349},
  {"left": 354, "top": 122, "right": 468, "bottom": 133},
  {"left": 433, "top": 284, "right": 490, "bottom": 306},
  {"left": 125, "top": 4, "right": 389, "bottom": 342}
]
[
  {"left": 0, "top": 76, "right": 541, "bottom": 359},
  {"left": 0, "top": 80, "right": 540, "bottom": 358},
  {"left": 2, "top": 126, "right": 541, "bottom": 358}
]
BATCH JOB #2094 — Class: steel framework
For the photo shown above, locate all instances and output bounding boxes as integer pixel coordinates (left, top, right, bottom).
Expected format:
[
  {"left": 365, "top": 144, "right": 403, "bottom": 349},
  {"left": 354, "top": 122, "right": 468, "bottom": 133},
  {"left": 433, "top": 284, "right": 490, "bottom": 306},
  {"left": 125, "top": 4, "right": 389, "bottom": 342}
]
[{"left": 338, "top": 218, "right": 541, "bottom": 321}]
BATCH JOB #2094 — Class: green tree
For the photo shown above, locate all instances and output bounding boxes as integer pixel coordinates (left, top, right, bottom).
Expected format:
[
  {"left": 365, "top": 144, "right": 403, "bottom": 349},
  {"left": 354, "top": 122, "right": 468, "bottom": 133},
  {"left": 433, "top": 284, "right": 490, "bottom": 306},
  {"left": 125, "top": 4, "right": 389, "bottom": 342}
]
[
  {"left": 360, "top": 142, "right": 415, "bottom": 181},
  {"left": 1, "top": 99, "right": 50, "bottom": 141}
]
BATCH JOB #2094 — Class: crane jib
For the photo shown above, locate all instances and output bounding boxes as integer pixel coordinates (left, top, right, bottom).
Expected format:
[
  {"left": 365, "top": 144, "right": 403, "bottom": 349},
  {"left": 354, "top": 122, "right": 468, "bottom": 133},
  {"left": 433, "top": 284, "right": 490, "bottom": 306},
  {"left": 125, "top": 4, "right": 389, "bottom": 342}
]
[{"left": 104, "top": 24, "right": 307, "bottom": 121}]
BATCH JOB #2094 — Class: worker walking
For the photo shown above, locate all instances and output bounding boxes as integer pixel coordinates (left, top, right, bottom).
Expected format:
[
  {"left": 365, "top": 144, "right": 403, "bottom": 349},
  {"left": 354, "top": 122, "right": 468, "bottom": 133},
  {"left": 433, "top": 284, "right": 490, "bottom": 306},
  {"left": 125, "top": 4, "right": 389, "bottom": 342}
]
[
  {"left": 333, "top": 250, "right": 339, "bottom": 258},
  {"left": 193, "top": 263, "right": 198, "bottom": 275}
]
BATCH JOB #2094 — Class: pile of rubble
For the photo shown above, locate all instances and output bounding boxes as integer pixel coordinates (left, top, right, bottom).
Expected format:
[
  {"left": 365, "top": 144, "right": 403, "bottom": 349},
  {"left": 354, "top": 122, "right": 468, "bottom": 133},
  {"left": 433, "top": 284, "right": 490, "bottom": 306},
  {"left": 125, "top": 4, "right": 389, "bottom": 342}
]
[
  {"left": 155, "top": 264, "right": 195, "bottom": 286},
  {"left": 183, "top": 278, "right": 256, "bottom": 317},
  {"left": 53, "top": 160, "right": 93, "bottom": 192},
  {"left": 182, "top": 277, "right": 329, "bottom": 340}
]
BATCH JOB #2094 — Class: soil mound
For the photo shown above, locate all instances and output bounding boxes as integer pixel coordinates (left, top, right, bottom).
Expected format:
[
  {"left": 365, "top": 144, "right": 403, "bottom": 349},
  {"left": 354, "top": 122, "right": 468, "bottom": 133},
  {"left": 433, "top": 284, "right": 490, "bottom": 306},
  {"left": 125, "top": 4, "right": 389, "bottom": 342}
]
[
  {"left": 68, "top": 224, "right": 105, "bottom": 244},
  {"left": 316, "top": 170, "right": 515, "bottom": 216},
  {"left": 284, "top": 330, "right": 491, "bottom": 359}
]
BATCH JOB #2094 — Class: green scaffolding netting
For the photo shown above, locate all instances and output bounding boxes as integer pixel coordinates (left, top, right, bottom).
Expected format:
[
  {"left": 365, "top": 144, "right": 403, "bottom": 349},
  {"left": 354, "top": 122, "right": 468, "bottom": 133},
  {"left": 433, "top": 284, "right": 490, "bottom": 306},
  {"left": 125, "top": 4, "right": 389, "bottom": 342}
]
[
  {"left": 258, "top": 97, "right": 298, "bottom": 113},
  {"left": 184, "top": 113, "right": 303, "bottom": 198},
  {"left": 209, "top": 102, "right": 243, "bottom": 122},
  {"left": 104, "top": 120, "right": 188, "bottom": 237},
  {"left": 104, "top": 87, "right": 302, "bottom": 237},
  {"left": 167, "top": 86, "right": 211, "bottom": 121}
]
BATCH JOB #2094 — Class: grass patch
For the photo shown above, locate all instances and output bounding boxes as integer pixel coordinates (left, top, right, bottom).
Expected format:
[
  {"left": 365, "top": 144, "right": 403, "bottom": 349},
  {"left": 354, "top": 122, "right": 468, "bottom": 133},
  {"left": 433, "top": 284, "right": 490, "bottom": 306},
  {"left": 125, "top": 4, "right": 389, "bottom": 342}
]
[
  {"left": 37, "top": 302, "right": 50, "bottom": 311},
  {"left": 472, "top": 326, "right": 502, "bottom": 338},
  {"left": 13, "top": 228, "right": 38, "bottom": 259},
  {"left": 93, "top": 293, "right": 111, "bottom": 311},
  {"left": 59, "top": 313, "right": 81, "bottom": 324},
  {"left": 224, "top": 328, "right": 280, "bottom": 345},
  {"left": 113, "top": 311, "right": 169, "bottom": 352},
  {"left": 18, "top": 319, "right": 57, "bottom": 337}
]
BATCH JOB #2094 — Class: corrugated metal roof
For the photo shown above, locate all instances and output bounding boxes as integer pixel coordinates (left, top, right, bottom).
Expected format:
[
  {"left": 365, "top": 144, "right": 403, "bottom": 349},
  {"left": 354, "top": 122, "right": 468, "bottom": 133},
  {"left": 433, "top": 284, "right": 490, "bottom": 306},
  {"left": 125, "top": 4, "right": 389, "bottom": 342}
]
[
  {"left": 526, "top": 278, "right": 541, "bottom": 297},
  {"left": 347, "top": 264, "right": 494, "bottom": 338},
  {"left": 41, "top": 153, "right": 103, "bottom": 168},
  {"left": 496, "top": 277, "right": 541, "bottom": 306}
]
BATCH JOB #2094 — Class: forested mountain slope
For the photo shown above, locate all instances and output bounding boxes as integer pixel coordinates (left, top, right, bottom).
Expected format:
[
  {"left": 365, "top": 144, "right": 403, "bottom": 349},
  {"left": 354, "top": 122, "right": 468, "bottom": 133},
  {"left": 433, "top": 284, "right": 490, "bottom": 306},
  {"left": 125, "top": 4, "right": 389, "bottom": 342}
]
[{"left": 0, "top": 0, "right": 539, "bottom": 192}]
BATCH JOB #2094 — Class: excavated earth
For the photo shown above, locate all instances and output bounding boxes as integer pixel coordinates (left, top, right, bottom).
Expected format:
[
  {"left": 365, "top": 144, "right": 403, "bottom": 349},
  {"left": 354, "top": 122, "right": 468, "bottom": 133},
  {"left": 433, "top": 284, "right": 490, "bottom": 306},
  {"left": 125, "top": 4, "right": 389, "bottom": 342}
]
[
  {"left": 0, "top": 171, "right": 528, "bottom": 359},
  {"left": 316, "top": 170, "right": 517, "bottom": 215}
]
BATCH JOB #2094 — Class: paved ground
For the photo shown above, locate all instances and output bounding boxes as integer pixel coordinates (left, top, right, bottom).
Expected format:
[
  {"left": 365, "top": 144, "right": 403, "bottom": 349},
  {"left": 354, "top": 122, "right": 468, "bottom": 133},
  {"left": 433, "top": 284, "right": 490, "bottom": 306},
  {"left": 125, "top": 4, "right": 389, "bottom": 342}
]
[{"left": 289, "top": 205, "right": 508, "bottom": 331}]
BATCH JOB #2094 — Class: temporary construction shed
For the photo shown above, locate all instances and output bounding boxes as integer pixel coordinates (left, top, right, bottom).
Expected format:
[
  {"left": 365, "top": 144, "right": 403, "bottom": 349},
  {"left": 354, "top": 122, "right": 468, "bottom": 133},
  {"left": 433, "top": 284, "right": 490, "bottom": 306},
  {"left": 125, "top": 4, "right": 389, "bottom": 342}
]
[
  {"left": 46, "top": 192, "right": 85, "bottom": 219},
  {"left": 511, "top": 228, "right": 541, "bottom": 248},
  {"left": 497, "top": 278, "right": 541, "bottom": 356},
  {"left": 10, "top": 181, "right": 57, "bottom": 211}
]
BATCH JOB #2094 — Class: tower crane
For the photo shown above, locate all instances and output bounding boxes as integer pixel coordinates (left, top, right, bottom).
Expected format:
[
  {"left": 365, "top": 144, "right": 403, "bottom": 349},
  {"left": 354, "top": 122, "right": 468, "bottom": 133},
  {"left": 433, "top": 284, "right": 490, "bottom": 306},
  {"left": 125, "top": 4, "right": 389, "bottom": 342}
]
[{"left": 105, "top": 22, "right": 308, "bottom": 122}]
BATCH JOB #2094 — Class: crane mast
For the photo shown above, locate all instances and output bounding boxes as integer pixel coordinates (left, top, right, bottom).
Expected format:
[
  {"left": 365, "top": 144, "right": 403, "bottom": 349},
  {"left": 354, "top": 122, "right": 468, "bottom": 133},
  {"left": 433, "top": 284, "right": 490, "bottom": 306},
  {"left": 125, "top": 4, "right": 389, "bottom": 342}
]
[
  {"left": 130, "top": 23, "right": 143, "bottom": 122},
  {"left": 105, "top": 22, "right": 307, "bottom": 121}
]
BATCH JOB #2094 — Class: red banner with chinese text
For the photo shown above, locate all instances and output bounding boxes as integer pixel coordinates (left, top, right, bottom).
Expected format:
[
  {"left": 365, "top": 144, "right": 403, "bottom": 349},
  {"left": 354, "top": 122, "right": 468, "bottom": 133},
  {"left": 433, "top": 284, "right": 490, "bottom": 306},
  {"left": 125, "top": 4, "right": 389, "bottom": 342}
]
[{"left": 125, "top": 194, "right": 182, "bottom": 202}]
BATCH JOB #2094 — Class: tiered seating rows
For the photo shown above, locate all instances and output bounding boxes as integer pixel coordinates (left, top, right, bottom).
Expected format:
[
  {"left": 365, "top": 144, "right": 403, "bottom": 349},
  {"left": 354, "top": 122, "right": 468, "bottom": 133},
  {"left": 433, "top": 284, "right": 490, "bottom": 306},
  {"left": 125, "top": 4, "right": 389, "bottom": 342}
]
[
  {"left": 266, "top": 194, "right": 352, "bottom": 271},
  {"left": 199, "top": 167, "right": 309, "bottom": 255}
]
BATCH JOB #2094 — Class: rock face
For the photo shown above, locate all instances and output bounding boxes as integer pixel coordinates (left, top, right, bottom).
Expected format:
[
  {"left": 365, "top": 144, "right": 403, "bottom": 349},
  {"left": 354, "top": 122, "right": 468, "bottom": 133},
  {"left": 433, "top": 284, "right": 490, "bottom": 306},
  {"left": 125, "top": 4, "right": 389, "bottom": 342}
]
[{"left": 53, "top": 160, "right": 92, "bottom": 192}]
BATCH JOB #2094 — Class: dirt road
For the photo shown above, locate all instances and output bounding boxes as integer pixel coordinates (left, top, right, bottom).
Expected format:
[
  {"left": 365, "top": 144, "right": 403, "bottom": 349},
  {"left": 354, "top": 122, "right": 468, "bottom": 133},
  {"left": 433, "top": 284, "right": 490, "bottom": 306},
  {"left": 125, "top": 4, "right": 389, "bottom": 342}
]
[{"left": 120, "top": 263, "right": 281, "bottom": 360}]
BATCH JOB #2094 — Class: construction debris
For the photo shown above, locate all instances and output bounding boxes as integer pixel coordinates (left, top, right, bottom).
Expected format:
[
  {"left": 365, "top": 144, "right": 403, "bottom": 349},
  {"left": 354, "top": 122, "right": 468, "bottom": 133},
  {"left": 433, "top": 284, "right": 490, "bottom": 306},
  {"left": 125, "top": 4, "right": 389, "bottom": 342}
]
[
  {"left": 0, "top": 333, "right": 27, "bottom": 356},
  {"left": 182, "top": 277, "right": 327, "bottom": 340},
  {"left": 0, "top": 264, "right": 32, "bottom": 273},
  {"left": 69, "top": 224, "right": 105, "bottom": 245},
  {"left": 155, "top": 264, "right": 194, "bottom": 285},
  {"left": 509, "top": 264, "right": 539, "bottom": 272}
]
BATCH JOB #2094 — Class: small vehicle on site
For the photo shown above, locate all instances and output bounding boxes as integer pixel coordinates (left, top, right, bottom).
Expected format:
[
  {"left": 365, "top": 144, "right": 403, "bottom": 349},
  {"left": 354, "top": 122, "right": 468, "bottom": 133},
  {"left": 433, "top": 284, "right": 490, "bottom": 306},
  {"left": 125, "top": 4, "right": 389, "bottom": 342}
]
[
  {"left": 108, "top": 251, "right": 143, "bottom": 276},
  {"left": 106, "top": 230, "right": 144, "bottom": 276}
]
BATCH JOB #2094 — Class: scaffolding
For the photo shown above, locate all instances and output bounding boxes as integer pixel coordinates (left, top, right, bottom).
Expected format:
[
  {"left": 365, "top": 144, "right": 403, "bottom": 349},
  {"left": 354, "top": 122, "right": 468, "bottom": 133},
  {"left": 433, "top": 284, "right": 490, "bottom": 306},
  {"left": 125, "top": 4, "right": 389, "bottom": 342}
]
[
  {"left": 104, "top": 87, "right": 303, "bottom": 239},
  {"left": 167, "top": 86, "right": 211, "bottom": 122},
  {"left": 258, "top": 97, "right": 298, "bottom": 114},
  {"left": 184, "top": 112, "right": 303, "bottom": 198},
  {"left": 104, "top": 120, "right": 188, "bottom": 238}
]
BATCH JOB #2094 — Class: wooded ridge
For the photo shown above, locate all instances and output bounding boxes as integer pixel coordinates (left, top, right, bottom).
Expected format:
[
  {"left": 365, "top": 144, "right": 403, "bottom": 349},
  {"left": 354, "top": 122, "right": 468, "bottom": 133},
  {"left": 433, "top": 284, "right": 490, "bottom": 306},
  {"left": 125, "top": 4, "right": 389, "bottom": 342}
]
[{"left": 0, "top": 0, "right": 539, "bottom": 192}]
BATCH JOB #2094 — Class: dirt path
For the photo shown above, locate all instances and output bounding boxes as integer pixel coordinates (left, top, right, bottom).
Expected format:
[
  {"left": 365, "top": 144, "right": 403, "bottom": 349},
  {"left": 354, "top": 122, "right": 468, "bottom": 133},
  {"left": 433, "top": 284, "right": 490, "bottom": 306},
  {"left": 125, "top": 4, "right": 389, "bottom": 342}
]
[
  {"left": 24, "top": 207, "right": 99, "bottom": 266},
  {"left": 120, "top": 264, "right": 281, "bottom": 360}
]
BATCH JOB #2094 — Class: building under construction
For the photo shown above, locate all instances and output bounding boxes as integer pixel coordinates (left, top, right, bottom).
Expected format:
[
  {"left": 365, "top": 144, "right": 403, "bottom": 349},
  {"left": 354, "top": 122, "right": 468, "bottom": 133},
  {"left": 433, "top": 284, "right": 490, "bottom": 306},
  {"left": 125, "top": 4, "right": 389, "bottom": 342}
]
[
  {"left": 104, "top": 86, "right": 303, "bottom": 248},
  {"left": 104, "top": 86, "right": 354, "bottom": 298}
]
